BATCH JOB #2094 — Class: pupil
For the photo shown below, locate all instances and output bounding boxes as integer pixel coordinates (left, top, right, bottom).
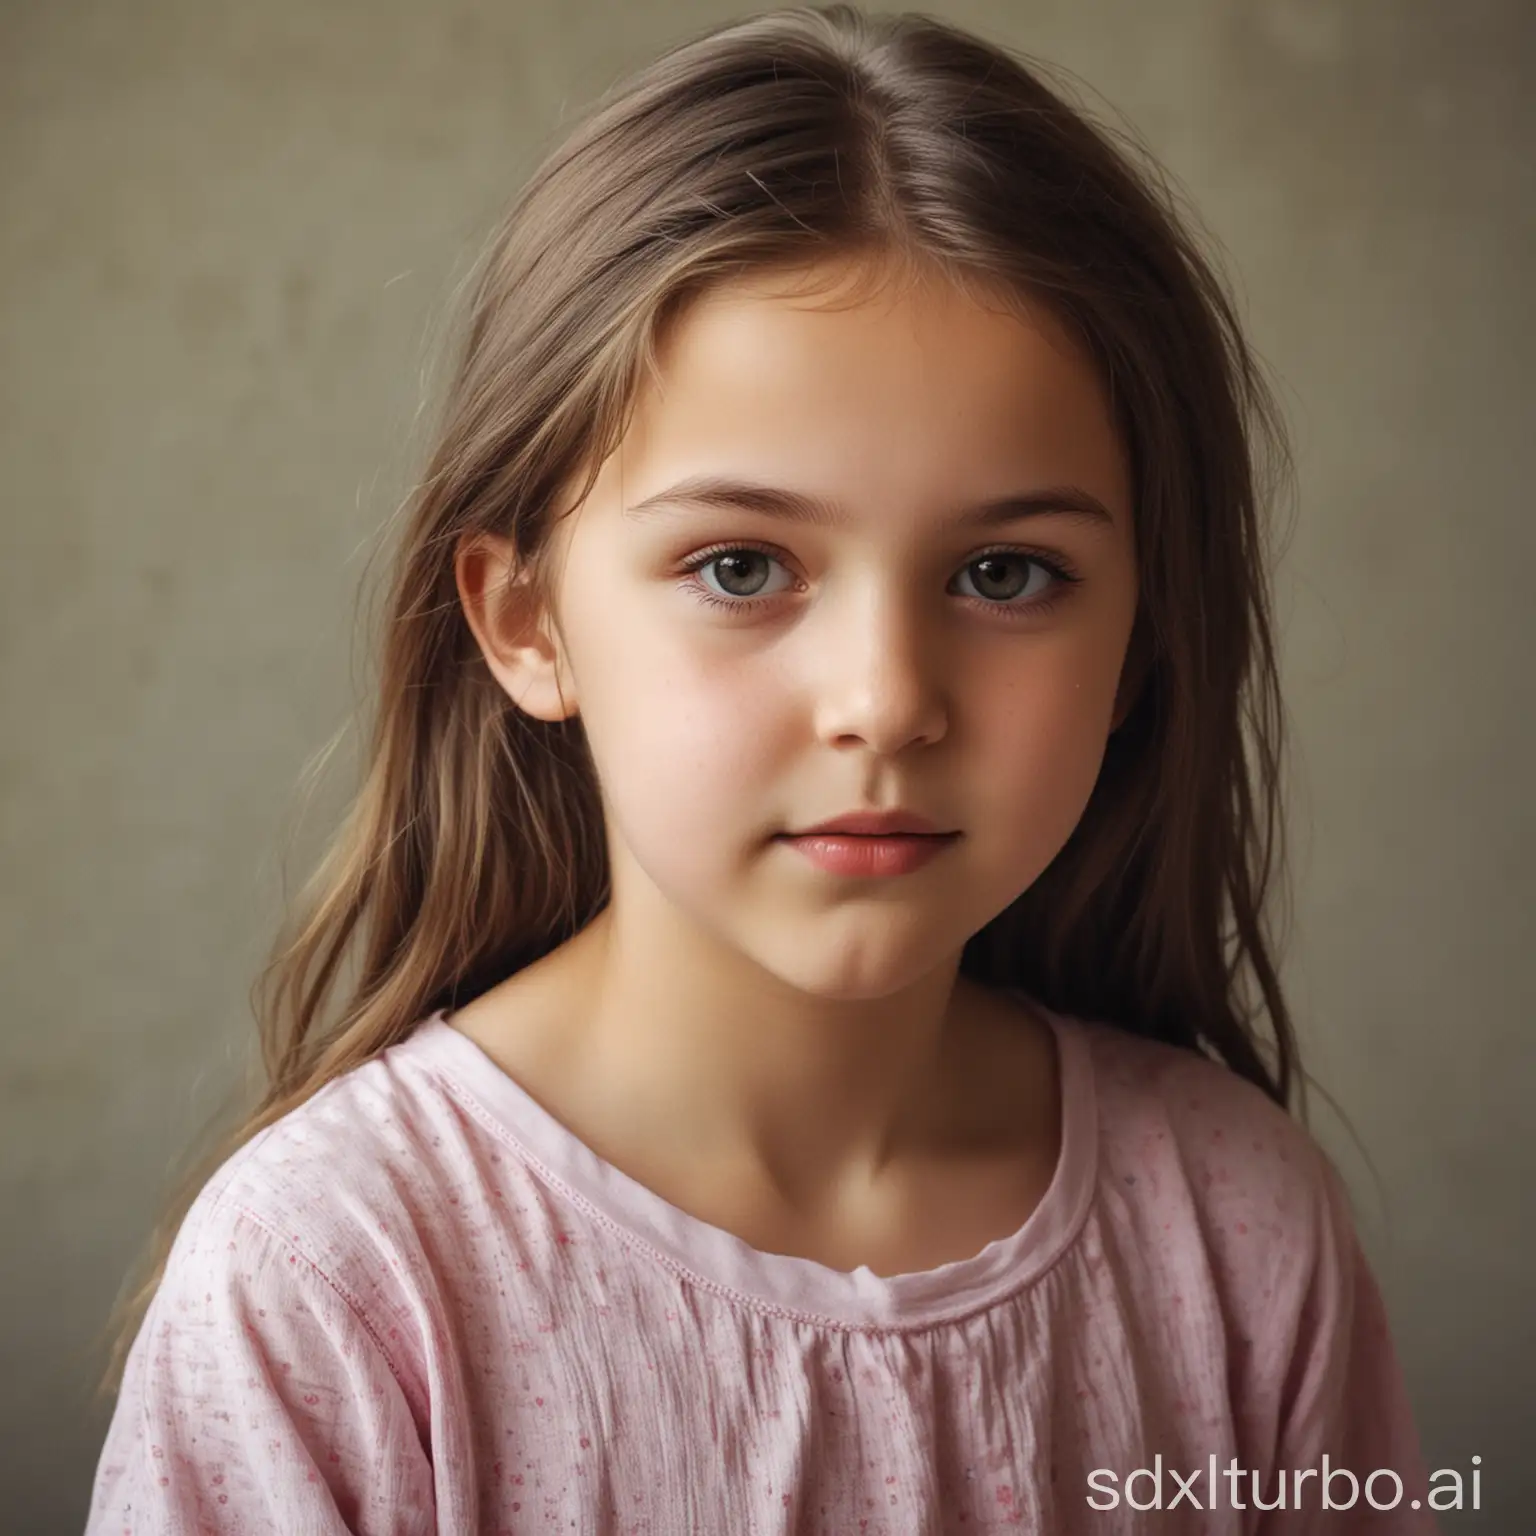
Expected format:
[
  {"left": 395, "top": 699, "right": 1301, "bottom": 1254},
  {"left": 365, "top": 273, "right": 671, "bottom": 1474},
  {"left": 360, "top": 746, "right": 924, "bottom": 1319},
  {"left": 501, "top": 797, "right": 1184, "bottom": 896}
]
[
  {"left": 975, "top": 556, "right": 1021, "bottom": 599},
  {"left": 717, "top": 553, "right": 766, "bottom": 595}
]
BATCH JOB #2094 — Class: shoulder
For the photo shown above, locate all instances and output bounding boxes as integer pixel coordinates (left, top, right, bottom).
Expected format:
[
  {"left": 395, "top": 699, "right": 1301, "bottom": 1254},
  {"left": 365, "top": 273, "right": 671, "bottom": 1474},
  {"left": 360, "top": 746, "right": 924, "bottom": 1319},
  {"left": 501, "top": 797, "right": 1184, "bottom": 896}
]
[
  {"left": 175, "top": 1025, "right": 476, "bottom": 1323},
  {"left": 1065, "top": 1017, "right": 1345, "bottom": 1291},
  {"left": 1077, "top": 1017, "right": 1323, "bottom": 1185},
  {"left": 208, "top": 1032, "right": 447, "bottom": 1218}
]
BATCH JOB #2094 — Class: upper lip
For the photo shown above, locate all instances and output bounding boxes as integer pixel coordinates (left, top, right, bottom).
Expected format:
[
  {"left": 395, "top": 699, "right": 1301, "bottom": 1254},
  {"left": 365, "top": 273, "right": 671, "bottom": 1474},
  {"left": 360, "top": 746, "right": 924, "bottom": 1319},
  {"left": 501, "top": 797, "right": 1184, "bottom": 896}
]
[{"left": 787, "top": 809, "right": 955, "bottom": 837}]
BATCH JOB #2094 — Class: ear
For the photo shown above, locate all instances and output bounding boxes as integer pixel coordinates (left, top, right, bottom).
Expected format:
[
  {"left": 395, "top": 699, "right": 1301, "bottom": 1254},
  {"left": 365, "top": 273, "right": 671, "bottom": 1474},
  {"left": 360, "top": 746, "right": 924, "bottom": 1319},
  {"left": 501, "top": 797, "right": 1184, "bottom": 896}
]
[
  {"left": 1109, "top": 608, "right": 1152, "bottom": 734},
  {"left": 455, "top": 532, "right": 578, "bottom": 722}
]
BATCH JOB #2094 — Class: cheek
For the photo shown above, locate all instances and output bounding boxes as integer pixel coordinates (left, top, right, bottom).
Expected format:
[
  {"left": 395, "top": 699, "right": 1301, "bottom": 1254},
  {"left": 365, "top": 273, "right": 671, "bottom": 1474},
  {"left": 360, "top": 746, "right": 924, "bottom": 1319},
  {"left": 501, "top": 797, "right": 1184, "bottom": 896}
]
[
  {"left": 570, "top": 600, "right": 786, "bottom": 837},
  {"left": 972, "top": 645, "right": 1119, "bottom": 838}
]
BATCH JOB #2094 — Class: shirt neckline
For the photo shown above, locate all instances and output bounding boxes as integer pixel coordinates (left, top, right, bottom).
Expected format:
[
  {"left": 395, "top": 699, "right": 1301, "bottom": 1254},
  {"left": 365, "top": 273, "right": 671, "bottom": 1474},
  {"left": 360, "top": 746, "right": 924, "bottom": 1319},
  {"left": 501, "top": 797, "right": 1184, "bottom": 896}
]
[{"left": 401, "top": 995, "right": 1098, "bottom": 1331}]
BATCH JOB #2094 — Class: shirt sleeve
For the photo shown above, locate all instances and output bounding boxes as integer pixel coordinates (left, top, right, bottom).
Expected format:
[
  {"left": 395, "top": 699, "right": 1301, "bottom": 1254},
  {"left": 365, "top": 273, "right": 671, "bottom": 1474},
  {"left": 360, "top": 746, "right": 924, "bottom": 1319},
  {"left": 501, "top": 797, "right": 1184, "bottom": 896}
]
[
  {"left": 86, "top": 1182, "right": 435, "bottom": 1535},
  {"left": 1259, "top": 1153, "right": 1439, "bottom": 1533}
]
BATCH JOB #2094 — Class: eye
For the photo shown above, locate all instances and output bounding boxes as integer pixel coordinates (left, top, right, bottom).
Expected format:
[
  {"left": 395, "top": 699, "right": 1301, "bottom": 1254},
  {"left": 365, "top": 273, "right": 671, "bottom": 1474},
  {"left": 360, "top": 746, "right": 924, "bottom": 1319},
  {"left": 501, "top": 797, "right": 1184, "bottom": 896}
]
[
  {"left": 678, "top": 542, "right": 1083, "bottom": 616},
  {"left": 682, "top": 545, "right": 797, "bottom": 607},
  {"left": 951, "top": 552, "right": 1063, "bottom": 606}
]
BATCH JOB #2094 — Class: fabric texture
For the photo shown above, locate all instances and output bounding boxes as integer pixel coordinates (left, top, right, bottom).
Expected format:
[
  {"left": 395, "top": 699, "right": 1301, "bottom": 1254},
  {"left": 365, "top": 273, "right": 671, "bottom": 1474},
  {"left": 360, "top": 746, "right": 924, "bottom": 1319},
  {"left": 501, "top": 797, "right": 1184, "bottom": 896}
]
[{"left": 87, "top": 1001, "right": 1436, "bottom": 1533}]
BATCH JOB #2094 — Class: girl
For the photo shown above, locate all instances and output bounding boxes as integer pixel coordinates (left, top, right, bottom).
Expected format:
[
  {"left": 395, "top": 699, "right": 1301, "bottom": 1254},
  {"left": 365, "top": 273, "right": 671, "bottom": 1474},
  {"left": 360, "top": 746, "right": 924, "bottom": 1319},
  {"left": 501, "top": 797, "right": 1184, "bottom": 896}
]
[{"left": 88, "top": 6, "right": 1436, "bottom": 1532}]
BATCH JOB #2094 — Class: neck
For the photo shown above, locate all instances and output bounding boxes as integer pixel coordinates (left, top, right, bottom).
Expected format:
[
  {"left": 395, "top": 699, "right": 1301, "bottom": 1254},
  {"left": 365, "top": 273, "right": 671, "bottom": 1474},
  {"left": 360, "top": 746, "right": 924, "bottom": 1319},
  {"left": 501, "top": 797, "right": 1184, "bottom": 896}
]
[{"left": 551, "top": 900, "right": 1017, "bottom": 1220}]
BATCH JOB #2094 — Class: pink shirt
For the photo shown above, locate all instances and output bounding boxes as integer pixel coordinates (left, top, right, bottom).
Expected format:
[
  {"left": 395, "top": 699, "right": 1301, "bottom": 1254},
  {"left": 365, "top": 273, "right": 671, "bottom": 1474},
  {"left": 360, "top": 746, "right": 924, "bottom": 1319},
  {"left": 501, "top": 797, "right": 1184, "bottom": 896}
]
[{"left": 88, "top": 1003, "right": 1436, "bottom": 1533}]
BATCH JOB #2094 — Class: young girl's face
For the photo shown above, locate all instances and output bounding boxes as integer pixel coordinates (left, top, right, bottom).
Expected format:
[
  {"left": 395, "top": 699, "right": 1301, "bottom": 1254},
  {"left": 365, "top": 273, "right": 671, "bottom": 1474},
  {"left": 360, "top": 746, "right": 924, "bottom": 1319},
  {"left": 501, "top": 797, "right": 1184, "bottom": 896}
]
[{"left": 477, "top": 255, "right": 1139, "bottom": 1000}]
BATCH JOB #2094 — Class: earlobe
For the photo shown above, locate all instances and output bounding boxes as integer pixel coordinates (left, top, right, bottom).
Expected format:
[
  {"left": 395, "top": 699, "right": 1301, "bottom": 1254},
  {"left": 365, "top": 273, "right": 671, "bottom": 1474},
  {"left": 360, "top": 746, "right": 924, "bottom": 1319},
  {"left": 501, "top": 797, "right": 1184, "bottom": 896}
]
[{"left": 454, "top": 533, "right": 579, "bottom": 723}]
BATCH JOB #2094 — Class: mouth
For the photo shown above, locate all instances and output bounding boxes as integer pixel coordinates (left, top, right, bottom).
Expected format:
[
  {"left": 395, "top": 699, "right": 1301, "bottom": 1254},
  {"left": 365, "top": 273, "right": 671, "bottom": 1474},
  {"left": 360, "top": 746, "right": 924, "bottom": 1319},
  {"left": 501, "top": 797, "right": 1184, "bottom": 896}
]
[
  {"left": 782, "top": 810, "right": 956, "bottom": 838},
  {"left": 774, "top": 831, "right": 958, "bottom": 841},
  {"left": 773, "top": 829, "right": 961, "bottom": 877}
]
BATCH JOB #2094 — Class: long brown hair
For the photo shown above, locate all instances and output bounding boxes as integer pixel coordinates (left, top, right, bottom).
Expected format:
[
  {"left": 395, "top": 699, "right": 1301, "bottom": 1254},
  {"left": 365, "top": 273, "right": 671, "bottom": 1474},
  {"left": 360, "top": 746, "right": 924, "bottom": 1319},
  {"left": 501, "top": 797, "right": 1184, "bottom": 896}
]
[{"left": 93, "top": 3, "right": 1302, "bottom": 1403}]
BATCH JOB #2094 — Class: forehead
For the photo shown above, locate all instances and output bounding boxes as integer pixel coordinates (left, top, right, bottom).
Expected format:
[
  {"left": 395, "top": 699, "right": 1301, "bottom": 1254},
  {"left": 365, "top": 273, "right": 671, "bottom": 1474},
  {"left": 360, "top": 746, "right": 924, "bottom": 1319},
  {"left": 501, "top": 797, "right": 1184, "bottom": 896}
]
[{"left": 614, "top": 256, "right": 1128, "bottom": 516}]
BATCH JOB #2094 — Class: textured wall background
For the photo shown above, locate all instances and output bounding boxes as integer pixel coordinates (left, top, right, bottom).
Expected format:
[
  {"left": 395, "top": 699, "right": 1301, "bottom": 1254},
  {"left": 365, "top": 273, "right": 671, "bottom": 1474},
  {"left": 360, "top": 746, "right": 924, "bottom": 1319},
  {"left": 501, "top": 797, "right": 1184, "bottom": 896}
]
[{"left": 2, "top": 1, "right": 1531, "bottom": 1530}]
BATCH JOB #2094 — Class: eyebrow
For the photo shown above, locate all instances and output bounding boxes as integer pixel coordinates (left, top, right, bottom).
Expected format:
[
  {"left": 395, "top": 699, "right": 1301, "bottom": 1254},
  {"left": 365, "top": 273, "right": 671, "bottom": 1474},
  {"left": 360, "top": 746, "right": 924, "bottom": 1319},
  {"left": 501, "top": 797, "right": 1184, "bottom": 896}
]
[{"left": 622, "top": 474, "right": 1117, "bottom": 531}]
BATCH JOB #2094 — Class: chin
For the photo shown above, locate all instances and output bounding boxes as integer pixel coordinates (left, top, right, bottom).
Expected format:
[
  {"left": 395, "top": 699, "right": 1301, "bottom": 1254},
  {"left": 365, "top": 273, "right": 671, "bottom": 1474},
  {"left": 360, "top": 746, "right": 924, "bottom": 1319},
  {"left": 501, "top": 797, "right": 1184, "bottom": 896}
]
[{"left": 745, "top": 930, "right": 953, "bottom": 1004}]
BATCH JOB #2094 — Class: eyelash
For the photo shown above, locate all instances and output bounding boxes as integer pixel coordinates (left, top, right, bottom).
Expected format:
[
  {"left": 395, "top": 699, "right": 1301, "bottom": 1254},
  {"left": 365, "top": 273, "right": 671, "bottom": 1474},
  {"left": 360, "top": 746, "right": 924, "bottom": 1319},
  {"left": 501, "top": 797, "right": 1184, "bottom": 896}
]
[{"left": 677, "top": 541, "right": 1084, "bottom": 618}]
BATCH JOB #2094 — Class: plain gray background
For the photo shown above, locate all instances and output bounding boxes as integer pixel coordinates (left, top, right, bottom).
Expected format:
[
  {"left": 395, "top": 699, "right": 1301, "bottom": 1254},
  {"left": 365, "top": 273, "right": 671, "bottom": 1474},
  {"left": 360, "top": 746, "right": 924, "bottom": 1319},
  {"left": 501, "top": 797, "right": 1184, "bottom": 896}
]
[{"left": 2, "top": 1, "right": 1531, "bottom": 1530}]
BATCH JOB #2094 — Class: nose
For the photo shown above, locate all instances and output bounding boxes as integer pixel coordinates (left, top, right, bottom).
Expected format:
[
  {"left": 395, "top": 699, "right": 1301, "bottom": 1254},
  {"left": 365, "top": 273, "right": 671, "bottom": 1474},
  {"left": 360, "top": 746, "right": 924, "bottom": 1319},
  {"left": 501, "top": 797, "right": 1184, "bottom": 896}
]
[{"left": 808, "top": 581, "right": 949, "bottom": 755}]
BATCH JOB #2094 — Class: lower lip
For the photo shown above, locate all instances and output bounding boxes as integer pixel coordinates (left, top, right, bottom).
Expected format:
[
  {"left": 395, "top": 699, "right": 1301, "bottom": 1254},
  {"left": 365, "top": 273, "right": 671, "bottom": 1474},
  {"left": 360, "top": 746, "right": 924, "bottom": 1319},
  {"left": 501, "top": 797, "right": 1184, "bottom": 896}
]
[{"left": 776, "top": 832, "right": 959, "bottom": 877}]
